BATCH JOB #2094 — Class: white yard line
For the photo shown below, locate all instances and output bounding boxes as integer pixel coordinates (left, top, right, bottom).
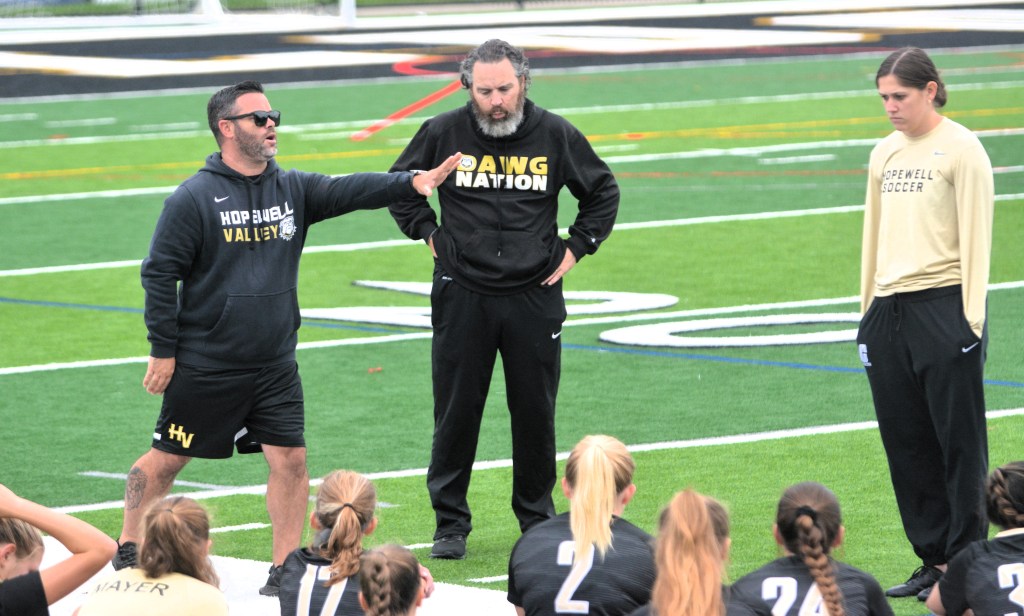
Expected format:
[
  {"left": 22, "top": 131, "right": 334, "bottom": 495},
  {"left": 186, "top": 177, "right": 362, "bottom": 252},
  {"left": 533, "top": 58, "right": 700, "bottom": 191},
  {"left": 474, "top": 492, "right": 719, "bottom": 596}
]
[
  {"left": 79, "top": 471, "right": 235, "bottom": 491},
  {"left": 3, "top": 191, "right": 1022, "bottom": 279},
  {"left": 1, "top": 279, "right": 1021, "bottom": 376},
  {"left": 3, "top": 81, "right": 1023, "bottom": 150},
  {"left": 51, "top": 406, "right": 1024, "bottom": 517}
]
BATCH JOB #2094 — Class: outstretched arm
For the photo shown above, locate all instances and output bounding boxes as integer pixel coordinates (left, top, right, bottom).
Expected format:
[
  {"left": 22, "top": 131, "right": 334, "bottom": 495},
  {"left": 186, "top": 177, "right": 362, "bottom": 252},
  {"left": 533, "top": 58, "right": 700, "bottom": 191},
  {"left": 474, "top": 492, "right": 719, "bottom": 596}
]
[
  {"left": 0, "top": 483, "right": 117, "bottom": 605},
  {"left": 412, "top": 152, "right": 462, "bottom": 197}
]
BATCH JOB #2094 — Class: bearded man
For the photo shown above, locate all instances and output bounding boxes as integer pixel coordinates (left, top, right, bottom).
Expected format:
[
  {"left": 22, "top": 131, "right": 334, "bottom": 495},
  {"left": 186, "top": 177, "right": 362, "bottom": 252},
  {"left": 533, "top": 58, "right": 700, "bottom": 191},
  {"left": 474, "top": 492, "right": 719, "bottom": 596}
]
[{"left": 388, "top": 39, "right": 620, "bottom": 560}]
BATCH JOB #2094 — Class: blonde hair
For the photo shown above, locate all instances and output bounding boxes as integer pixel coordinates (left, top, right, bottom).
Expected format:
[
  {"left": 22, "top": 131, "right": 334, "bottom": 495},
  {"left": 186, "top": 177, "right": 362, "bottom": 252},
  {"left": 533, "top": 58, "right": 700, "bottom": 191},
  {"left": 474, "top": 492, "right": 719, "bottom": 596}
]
[
  {"left": 0, "top": 517, "right": 44, "bottom": 565},
  {"left": 564, "top": 435, "right": 635, "bottom": 560},
  {"left": 359, "top": 544, "right": 421, "bottom": 616},
  {"left": 776, "top": 483, "right": 844, "bottom": 616},
  {"left": 313, "top": 470, "right": 377, "bottom": 585},
  {"left": 651, "top": 490, "right": 728, "bottom": 616},
  {"left": 139, "top": 496, "right": 218, "bottom": 587}
]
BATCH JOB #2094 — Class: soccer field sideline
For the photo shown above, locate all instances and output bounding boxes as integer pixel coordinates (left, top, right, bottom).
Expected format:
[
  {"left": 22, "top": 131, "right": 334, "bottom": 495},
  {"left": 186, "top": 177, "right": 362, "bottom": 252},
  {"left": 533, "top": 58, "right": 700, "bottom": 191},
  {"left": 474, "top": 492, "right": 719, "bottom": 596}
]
[{"left": 41, "top": 407, "right": 1024, "bottom": 616}]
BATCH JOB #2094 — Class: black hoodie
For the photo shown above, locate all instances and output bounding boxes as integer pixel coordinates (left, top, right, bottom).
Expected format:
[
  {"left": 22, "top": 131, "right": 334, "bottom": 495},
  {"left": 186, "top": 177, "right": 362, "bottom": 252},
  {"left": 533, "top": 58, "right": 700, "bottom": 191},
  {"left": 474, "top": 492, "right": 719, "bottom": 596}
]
[
  {"left": 141, "top": 153, "right": 418, "bottom": 369},
  {"left": 389, "top": 99, "right": 619, "bottom": 295}
]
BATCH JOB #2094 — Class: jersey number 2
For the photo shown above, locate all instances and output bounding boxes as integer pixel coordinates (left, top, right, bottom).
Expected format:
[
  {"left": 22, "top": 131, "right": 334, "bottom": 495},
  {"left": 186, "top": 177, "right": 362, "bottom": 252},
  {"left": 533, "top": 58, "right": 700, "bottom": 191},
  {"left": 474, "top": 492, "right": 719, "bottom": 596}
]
[
  {"left": 998, "top": 562, "right": 1024, "bottom": 614},
  {"left": 762, "top": 576, "right": 825, "bottom": 616},
  {"left": 553, "top": 540, "right": 595, "bottom": 614}
]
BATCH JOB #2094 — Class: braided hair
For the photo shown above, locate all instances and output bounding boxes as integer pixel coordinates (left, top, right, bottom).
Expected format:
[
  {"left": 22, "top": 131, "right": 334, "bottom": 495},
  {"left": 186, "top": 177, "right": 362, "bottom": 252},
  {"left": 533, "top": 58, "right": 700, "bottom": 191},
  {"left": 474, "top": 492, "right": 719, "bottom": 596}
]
[
  {"left": 776, "top": 482, "right": 845, "bottom": 616},
  {"left": 358, "top": 544, "right": 422, "bottom": 616},
  {"left": 986, "top": 461, "right": 1024, "bottom": 530}
]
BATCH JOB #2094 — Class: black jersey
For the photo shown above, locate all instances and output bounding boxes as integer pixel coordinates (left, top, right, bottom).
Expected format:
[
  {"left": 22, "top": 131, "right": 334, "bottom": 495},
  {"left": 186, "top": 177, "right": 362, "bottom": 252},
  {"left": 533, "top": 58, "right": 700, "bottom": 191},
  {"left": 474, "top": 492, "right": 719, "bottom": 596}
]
[
  {"left": 278, "top": 547, "right": 363, "bottom": 616},
  {"left": 939, "top": 530, "right": 1024, "bottom": 616},
  {"left": 507, "top": 512, "right": 655, "bottom": 616},
  {"left": 0, "top": 570, "right": 48, "bottom": 616},
  {"left": 727, "top": 556, "right": 893, "bottom": 616}
]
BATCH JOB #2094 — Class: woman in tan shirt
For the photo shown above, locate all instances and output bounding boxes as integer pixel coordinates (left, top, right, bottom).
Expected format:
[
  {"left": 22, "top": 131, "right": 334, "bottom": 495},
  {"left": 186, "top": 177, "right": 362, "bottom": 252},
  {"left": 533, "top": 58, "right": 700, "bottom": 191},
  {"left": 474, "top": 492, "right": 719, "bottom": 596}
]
[{"left": 858, "top": 46, "right": 994, "bottom": 604}]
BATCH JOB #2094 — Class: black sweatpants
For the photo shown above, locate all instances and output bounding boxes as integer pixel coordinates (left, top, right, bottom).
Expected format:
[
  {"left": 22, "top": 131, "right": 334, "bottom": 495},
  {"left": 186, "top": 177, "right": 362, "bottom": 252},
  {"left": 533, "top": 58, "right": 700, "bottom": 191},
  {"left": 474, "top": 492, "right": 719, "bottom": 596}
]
[
  {"left": 857, "top": 285, "right": 988, "bottom": 565},
  {"left": 427, "top": 268, "right": 564, "bottom": 539}
]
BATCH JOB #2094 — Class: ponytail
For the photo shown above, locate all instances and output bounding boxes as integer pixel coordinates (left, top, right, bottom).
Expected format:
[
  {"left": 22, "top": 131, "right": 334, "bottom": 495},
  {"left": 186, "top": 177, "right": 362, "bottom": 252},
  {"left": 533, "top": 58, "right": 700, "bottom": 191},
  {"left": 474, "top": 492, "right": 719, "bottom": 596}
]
[
  {"left": 651, "top": 489, "right": 728, "bottom": 616},
  {"left": 564, "top": 435, "right": 635, "bottom": 560},
  {"left": 313, "top": 470, "right": 376, "bottom": 584},
  {"left": 138, "top": 496, "right": 218, "bottom": 587}
]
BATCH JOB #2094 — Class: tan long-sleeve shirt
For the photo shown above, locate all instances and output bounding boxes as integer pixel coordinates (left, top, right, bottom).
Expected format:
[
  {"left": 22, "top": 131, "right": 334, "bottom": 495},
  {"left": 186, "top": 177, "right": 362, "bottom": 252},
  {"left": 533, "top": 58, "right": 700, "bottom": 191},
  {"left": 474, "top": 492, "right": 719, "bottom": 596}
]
[{"left": 861, "top": 117, "right": 994, "bottom": 336}]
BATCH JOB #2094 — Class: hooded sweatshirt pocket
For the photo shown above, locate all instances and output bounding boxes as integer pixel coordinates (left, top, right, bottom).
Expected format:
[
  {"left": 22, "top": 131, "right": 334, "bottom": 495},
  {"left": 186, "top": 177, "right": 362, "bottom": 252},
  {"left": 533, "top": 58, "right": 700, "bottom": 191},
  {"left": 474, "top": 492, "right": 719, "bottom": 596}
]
[
  {"left": 457, "top": 229, "right": 549, "bottom": 282},
  {"left": 203, "top": 288, "right": 300, "bottom": 361}
]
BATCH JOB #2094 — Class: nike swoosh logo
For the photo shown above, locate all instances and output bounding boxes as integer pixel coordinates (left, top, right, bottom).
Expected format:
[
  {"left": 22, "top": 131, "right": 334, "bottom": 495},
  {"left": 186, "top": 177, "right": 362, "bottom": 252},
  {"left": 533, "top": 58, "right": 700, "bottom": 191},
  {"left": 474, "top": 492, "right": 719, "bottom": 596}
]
[
  {"left": 214, "top": 196, "right": 230, "bottom": 203},
  {"left": 551, "top": 331, "right": 562, "bottom": 340},
  {"left": 962, "top": 342, "right": 980, "bottom": 353}
]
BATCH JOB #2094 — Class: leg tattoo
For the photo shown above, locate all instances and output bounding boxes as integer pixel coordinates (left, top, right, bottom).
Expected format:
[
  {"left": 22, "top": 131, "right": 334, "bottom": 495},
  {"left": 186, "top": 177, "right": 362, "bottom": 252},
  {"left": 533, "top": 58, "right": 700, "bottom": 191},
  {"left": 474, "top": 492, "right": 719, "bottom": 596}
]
[{"left": 125, "top": 466, "right": 148, "bottom": 511}]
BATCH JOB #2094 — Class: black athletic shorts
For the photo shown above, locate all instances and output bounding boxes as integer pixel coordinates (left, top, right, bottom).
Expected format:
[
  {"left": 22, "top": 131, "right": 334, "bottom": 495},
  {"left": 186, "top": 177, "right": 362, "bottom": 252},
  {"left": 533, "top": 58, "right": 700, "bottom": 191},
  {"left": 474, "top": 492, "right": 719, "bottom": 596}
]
[{"left": 151, "top": 361, "right": 305, "bottom": 459}]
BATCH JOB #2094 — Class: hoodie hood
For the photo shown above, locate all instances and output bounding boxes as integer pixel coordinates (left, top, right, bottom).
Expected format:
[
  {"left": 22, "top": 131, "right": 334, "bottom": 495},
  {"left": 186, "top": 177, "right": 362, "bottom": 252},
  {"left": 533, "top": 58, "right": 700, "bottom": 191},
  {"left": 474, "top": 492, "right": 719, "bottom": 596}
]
[{"left": 201, "top": 152, "right": 280, "bottom": 181}]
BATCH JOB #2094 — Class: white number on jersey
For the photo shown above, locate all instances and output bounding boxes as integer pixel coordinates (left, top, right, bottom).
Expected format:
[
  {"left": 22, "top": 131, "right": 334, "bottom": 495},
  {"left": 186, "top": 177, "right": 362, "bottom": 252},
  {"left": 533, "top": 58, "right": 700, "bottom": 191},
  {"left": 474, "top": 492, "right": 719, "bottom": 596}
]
[
  {"left": 761, "top": 576, "right": 825, "bottom": 616},
  {"left": 997, "top": 562, "right": 1024, "bottom": 614},
  {"left": 295, "top": 563, "right": 347, "bottom": 616},
  {"left": 553, "top": 540, "right": 595, "bottom": 614}
]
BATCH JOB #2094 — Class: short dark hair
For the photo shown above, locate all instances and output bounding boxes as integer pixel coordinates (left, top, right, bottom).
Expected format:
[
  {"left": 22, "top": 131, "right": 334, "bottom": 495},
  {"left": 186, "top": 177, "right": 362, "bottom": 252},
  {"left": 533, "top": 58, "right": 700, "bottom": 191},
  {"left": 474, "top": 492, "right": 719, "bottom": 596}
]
[
  {"left": 459, "top": 39, "right": 531, "bottom": 92},
  {"left": 207, "top": 80, "right": 265, "bottom": 144},
  {"left": 876, "top": 47, "right": 947, "bottom": 108}
]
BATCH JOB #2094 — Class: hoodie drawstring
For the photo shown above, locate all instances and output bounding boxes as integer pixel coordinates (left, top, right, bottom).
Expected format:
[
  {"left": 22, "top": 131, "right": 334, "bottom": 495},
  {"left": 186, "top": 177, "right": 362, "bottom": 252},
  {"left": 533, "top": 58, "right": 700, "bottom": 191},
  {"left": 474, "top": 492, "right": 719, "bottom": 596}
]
[{"left": 247, "top": 181, "right": 256, "bottom": 251}]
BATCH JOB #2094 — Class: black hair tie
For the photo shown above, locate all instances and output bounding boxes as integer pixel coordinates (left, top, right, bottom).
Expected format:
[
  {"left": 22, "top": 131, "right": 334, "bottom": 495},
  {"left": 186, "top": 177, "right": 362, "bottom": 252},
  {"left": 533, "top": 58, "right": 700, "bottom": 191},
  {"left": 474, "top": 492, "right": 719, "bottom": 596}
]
[{"left": 795, "top": 505, "right": 818, "bottom": 522}]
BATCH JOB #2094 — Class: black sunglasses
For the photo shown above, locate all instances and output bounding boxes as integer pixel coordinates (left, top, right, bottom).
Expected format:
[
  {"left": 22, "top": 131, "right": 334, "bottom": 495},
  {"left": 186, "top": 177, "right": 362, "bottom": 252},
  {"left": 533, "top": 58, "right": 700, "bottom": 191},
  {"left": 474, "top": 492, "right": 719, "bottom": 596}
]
[{"left": 222, "top": 110, "right": 281, "bottom": 127}]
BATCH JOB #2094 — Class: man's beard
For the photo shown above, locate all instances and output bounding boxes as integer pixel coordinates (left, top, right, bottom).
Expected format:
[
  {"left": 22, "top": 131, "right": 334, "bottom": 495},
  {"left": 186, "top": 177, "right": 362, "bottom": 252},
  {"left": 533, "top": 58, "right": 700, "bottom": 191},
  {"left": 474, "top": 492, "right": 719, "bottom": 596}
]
[
  {"left": 237, "top": 127, "right": 276, "bottom": 163},
  {"left": 472, "top": 91, "right": 526, "bottom": 138}
]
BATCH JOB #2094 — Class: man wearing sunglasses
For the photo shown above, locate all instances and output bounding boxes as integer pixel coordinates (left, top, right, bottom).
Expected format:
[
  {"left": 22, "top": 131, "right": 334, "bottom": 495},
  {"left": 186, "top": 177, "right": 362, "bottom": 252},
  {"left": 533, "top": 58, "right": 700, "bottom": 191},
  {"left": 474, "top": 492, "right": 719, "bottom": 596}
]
[{"left": 111, "top": 80, "right": 461, "bottom": 596}]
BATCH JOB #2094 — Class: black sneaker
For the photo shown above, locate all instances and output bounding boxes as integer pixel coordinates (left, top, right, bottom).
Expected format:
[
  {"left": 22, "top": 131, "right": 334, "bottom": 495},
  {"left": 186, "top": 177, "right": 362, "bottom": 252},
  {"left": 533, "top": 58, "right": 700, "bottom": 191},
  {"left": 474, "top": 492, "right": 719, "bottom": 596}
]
[
  {"left": 885, "top": 565, "right": 942, "bottom": 598},
  {"left": 111, "top": 541, "right": 137, "bottom": 570},
  {"left": 917, "top": 581, "right": 937, "bottom": 602},
  {"left": 430, "top": 535, "right": 466, "bottom": 560},
  {"left": 259, "top": 564, "right": 283, "bottom": 597}
]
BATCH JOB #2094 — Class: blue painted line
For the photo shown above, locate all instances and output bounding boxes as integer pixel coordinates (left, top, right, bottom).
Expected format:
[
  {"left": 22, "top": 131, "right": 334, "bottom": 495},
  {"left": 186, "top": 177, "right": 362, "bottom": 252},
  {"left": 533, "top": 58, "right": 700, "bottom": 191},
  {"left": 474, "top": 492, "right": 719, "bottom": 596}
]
[
  {"left": 565, "top": 343, "right": 861, "bottom": 373},
  {"left": 0, "top": 296, "right": 142, "bottom": 314},
  {"left": 986, "top": 379, "right": 1024, "bottom": 388},
  {"left": 0, "top": 296, "right": 409, "bottom": 335},
  {"left": 5, "top": 296, "right": 1021, "bottom": 388},
  {"left": 565, "top": 343, "right": 1024, "bottom": 388}
]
